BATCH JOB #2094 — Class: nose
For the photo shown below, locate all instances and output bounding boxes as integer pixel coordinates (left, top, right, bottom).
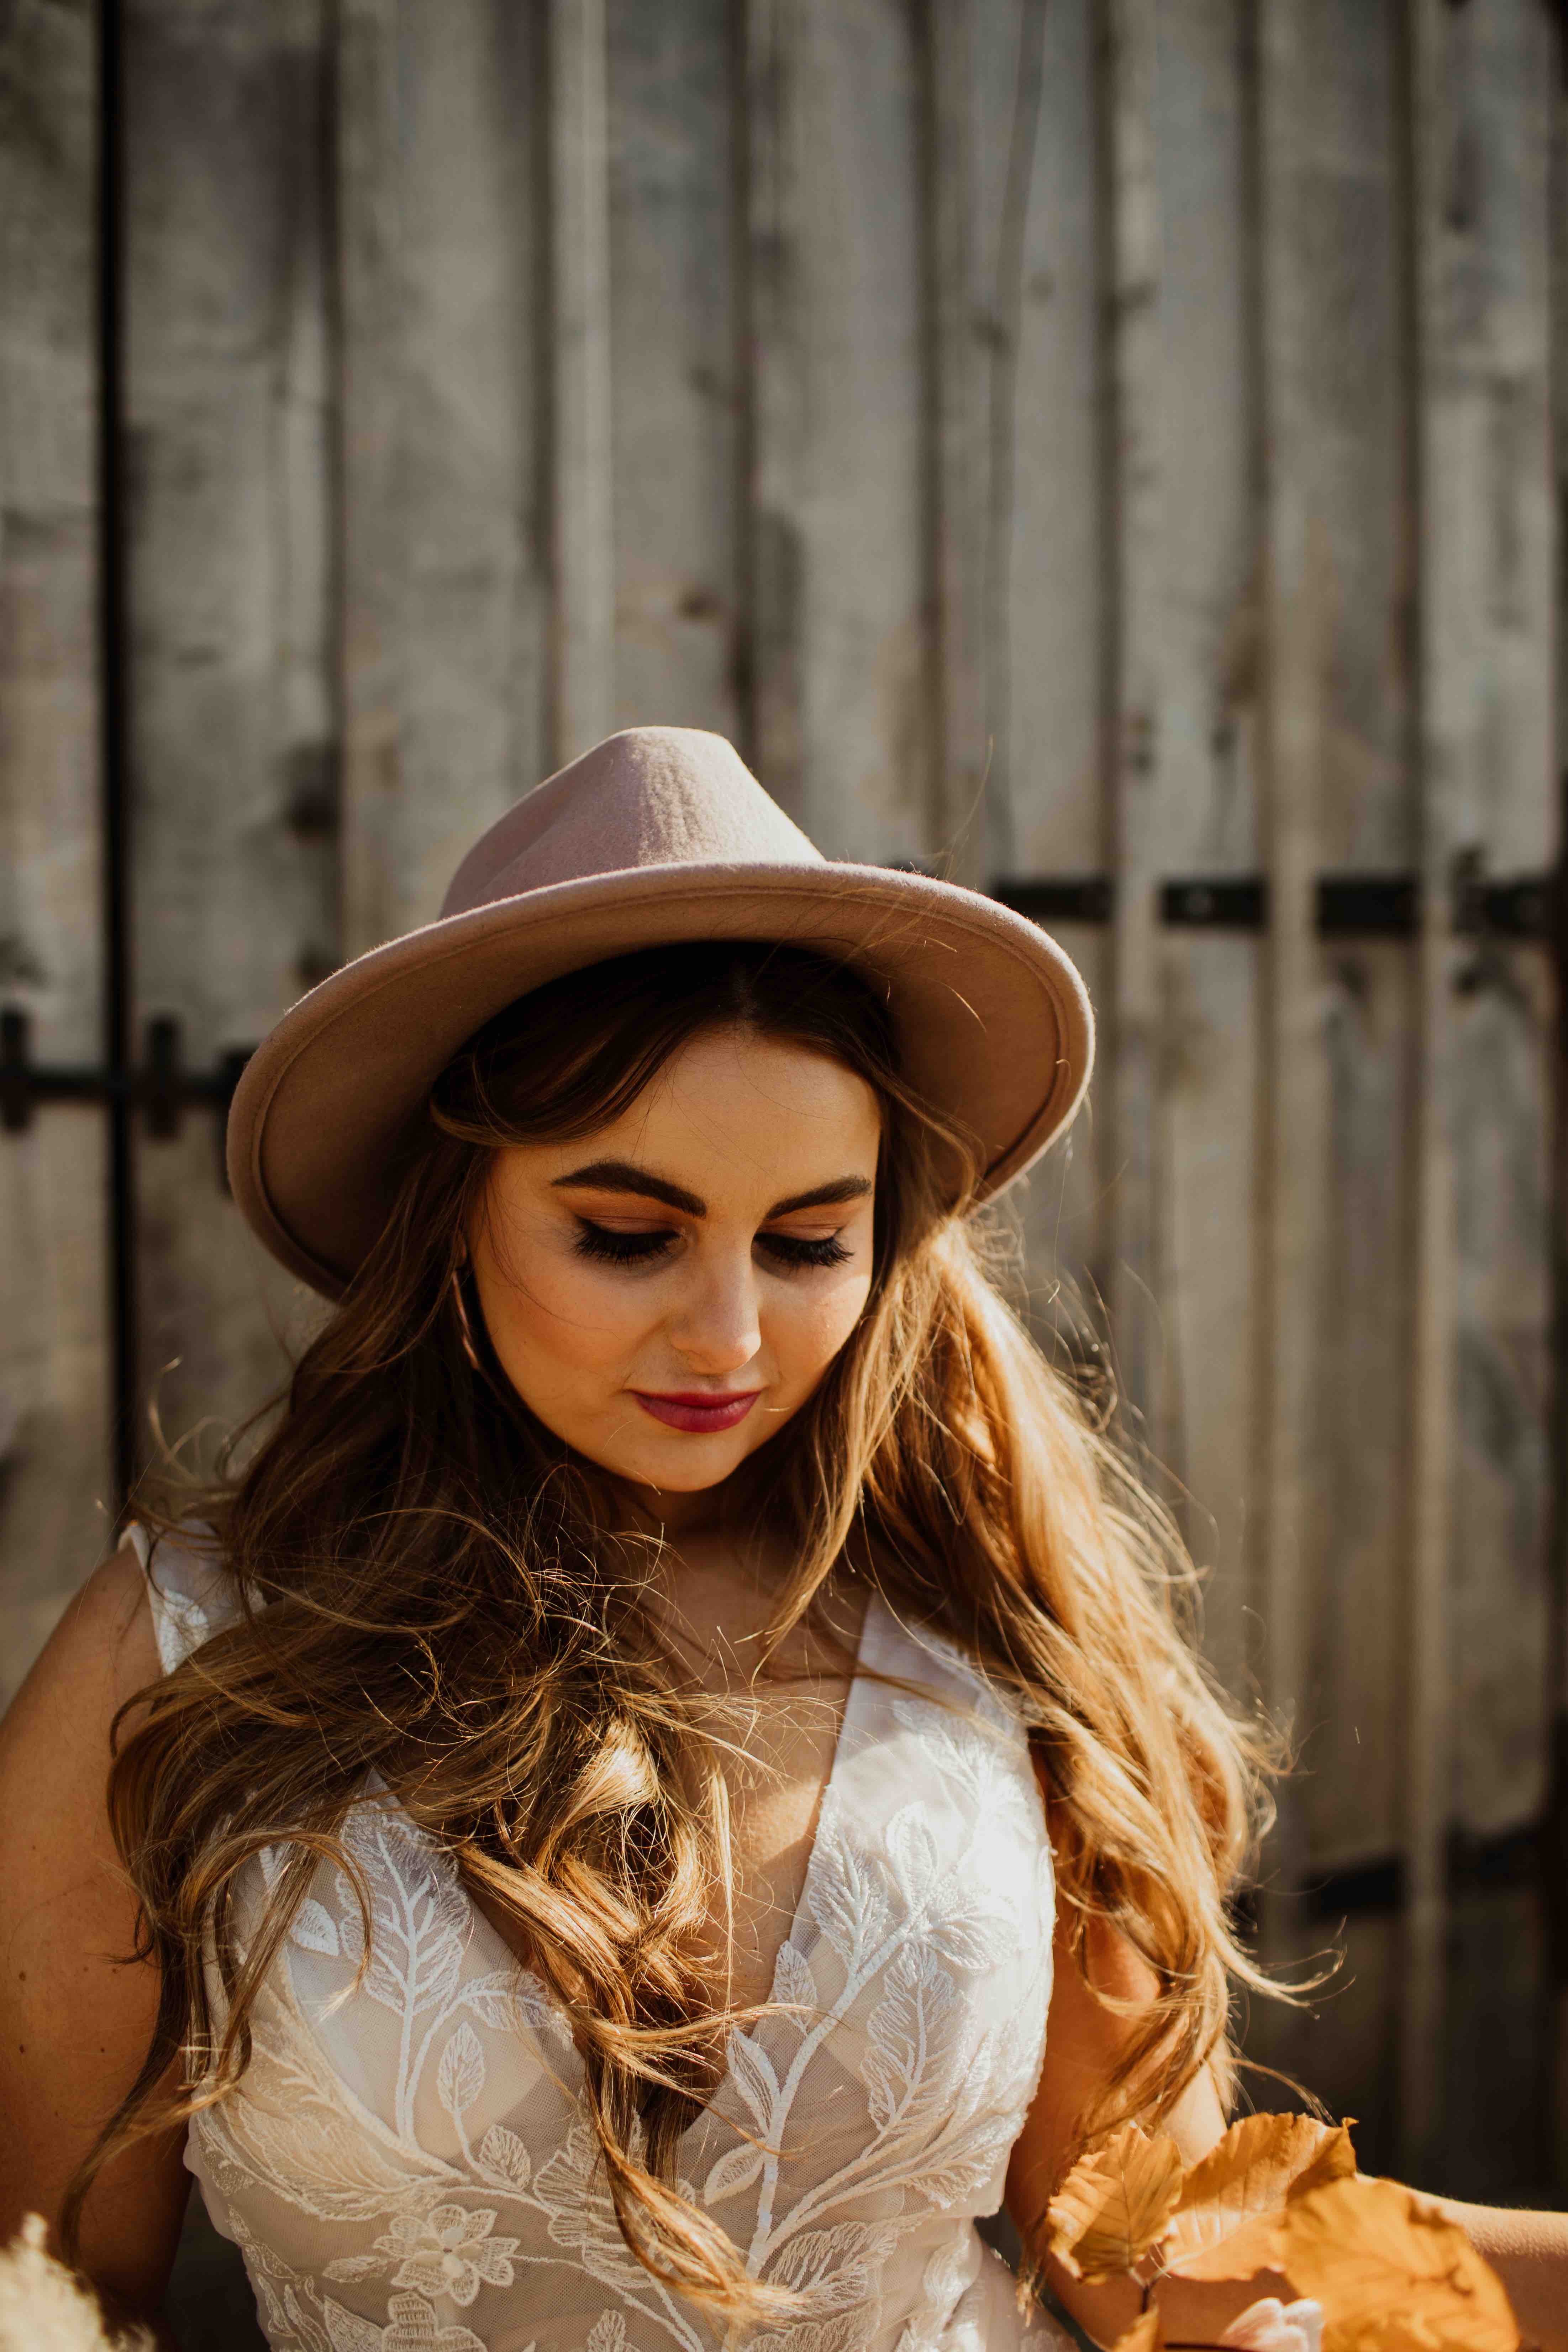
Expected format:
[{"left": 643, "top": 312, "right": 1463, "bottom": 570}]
[{"left": 666, "top": 1247, "right": 762, "bottom": 1376}]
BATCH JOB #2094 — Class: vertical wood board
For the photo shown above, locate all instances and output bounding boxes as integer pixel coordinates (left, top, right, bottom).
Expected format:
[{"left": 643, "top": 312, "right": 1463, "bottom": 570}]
[
  {"left": 1151, "top": 0, "right": 1260, "bottom": 1697},
  {"left": 921, "top": 0, "right": 988, "bottom": 885},
  {"left": 1249, "top": 3, "right": 1343, "bottom": 2108},
  {"left": 0, "top": 0, "right": 113, "bottom": 1696},
  {"left": 973, "top": 0, "right": 1107, "bottom": 1335},
  {"left": 1406, "top": 0, "right": 1556, "bottom": 2186},
  {"left": 124, "top": 0, "right": 337, "bottom": 1480},
  {"left": 549, "top": 0, "right": 614, "bottom": 764},
  {"left": 339, "top": 0, "right": 551, "bottom": 956},
  {"left": 993, "top": 0, "right": 1103, "bottom": 880},
  {"left": 742, "top": 0, "right": 930, "bottom": 860},
  {"left": 606, "top": 0, "right": 740, "bottom": 744},
  {"left": 1257, "top": 0, "right": 1415, "bottom": 1870},
  {"left": 1101, "top": 0, "right": 1168, "bottom": 1462},
  {"left": 1421, "top": 0, "right": 1554, "bottom": 1844}
]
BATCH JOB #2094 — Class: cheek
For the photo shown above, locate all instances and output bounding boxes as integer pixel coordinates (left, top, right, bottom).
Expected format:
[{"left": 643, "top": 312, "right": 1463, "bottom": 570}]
[
  {"left": 768, "top": 1271, "right": 874, "bottom": 1388},
  {"left": 478, "top": 1237, "right": 650, "bottom": 1387}
]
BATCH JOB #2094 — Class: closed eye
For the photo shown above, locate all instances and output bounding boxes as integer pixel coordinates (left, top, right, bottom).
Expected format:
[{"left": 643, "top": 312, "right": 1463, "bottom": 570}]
[
  {"left": 572, "top": 1220, "right": 676, "bottom": 1266},
  {"left": 570, "top": 1218, "right": 850, "bottom": 1272},
  {"left": 757, "top": 1231, "right": 851, "bottom": 1270}
]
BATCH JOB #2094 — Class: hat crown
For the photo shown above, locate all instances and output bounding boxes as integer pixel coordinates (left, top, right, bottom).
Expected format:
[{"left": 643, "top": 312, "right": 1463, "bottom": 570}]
[{"left": 440, "top": 726, "right": 823, "bottom": 919}]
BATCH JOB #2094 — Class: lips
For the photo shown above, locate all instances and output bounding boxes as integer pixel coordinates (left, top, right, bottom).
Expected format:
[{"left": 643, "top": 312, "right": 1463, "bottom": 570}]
[{"left": 631, "top": 1390, "right": 762, "bottom": 1434}]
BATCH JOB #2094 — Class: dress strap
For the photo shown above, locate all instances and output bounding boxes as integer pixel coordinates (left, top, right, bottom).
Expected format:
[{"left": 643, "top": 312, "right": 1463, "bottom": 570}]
[{"left": 122, "top": 1518, "right": 241, "bottom": 1674}]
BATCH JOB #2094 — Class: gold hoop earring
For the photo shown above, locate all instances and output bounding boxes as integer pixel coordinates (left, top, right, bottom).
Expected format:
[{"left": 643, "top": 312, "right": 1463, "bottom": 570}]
[{"left": 450, "top": 1262, "right": 483, "bottom": 1373}]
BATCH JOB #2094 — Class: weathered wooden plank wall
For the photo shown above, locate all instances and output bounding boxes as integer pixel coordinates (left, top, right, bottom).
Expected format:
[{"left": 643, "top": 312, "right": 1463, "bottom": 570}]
[
  {"left": 123, "top": 0, "right": 338, "bottom": 1511},
  {"left": 2, "top": 14, "right": 1563, "bottom": 2307}
]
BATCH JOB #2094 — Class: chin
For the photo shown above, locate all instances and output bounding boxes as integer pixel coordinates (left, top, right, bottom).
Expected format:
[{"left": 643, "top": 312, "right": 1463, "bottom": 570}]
[{"left": 623, "top": 1447, "right": 751, "bottom": 1494}]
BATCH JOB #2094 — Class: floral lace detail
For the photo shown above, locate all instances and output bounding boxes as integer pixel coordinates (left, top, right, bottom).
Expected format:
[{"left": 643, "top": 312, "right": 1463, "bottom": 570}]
[
  {"left": 325, "top": 2206, "right": 519, "bottom": 2305},
  {"left": 127, "top": 1526, "right": 1072, "bottom": 2351}
]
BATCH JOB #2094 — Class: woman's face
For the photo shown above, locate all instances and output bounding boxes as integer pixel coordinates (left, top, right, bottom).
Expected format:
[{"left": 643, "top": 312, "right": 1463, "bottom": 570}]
[{"left": 466, "top": 1025, "right": 882, "bottom": 1513}]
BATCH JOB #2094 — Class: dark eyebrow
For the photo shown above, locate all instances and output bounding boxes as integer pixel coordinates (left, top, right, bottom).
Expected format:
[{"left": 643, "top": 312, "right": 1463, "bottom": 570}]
[
  {"left": 552, "top": 1159, "right": 706, "bottom": 1216},
  {"left": 764, "top": 1176, "right": 873, "bottom": 1217},
  {"left": 549, "top": 1162, "right": 873, "bottom": 1221}
]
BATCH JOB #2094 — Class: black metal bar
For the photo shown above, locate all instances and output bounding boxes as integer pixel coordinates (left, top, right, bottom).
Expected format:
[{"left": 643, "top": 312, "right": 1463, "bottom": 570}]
[
  {"left": 144, "top": 1014, "right": 181, "bottom": 1139},
  {"left": 1, "top": 1009, "right": 32, "bottom": 1133},
  {"left": 0, "top": 866, "right": 1553, "bottom": 1145},
  {"left": 991, "top": 866, "right": 1558, "bottom": 938},
  {"left": 1301, "top": 1820, "right": 1546, "bottom": 1924},
  {"left": 1317, "top": 873, "right": 1420, "bottom": 936},
  {"left": 1163, "top": 876, "right": 1266, "bottom": 930},
  {"left": 1472, "top": 871, "right": 1559, "bottom": 941},
  {"left": 0, "top": 1009, "right": 255, "bottom": 1125},
  {"left": 1302, "top": 1853, "right": 1404, "bottom": 1923},
  {"left": 991, "top": 875, "right": 1115, "bottom": 925}
]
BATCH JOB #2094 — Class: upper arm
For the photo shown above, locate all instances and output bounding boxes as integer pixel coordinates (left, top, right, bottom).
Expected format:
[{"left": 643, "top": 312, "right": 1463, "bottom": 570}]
[
  {"left": 1005, "top": 1776, "right": 1244, "bottom": 2345},
  {"left": 0, "top": 1540, "right": 191, "bottom": 2316},
  {"left": 1005, "top": 1901, "right": 1231, "bottom": 2336}
]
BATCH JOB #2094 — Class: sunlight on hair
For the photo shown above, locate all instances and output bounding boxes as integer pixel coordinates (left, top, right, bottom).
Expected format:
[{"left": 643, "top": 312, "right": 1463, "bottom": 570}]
[{"left": 72, "top": 942, "right": 1298, "bottom": 2328}]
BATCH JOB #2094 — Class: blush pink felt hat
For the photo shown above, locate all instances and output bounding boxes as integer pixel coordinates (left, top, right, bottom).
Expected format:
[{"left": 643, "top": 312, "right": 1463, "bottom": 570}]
[{"left": 226, "top": 726, "right": 1095, "bottom": 1298}]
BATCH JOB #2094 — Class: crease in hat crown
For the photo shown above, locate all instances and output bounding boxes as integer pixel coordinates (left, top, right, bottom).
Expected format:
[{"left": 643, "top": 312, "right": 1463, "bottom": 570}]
[
  {"left": 440, "top": 727, "right": 824, "bottom": 918},
  {"left": 226, "top": 721, "right": 1096, "bottom": 1299}
]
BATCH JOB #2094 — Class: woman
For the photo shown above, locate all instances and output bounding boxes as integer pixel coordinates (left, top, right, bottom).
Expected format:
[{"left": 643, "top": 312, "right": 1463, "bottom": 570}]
[{"left": 0, "top": 728, "right": 1562, "bottom": 2351}]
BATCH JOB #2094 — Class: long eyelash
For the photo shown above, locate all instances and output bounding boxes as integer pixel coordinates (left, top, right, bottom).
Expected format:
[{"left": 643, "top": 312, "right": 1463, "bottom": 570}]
[
  {"left": 572, "top": 1220, "right": 675, "bottom": 1266},
  {"left": 759, "top": 1232, "right": 851, "bottom": 1270},
  {"left": 571, "top": 1220, "right": 850, "bottom": 1272}
]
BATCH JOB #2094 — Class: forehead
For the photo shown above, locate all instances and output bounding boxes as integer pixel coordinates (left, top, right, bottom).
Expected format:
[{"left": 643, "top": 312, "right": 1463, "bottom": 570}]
[{"left": 514, "top": 1026, "right": 883, "bottom": 1198}]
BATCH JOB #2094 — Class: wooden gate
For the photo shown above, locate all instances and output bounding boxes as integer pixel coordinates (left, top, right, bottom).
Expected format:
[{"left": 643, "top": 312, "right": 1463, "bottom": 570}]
[{"left": 2, "top": 0, "right": 1563, "bottom": 2227}]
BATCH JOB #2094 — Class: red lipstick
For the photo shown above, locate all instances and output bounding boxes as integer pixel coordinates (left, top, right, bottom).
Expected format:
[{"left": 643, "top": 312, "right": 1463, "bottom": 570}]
[{"left": 631, "top": 1389, "right": 762, "bottom": 1434}]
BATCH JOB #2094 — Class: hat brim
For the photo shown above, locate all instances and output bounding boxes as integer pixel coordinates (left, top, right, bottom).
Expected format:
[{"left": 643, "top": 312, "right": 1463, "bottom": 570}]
[{"left": 226, "top": 861, "right": 1095, "bottom": 1299}]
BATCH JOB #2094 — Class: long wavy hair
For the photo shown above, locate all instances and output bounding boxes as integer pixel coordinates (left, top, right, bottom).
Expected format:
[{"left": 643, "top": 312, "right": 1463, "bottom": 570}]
[{"left": 69, "top": 938, "right": 1282, "bottom": 2324}]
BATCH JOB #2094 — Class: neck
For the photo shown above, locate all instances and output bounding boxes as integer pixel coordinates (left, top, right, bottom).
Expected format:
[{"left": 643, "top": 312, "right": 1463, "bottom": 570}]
[{"left": 615, "top": 1478, "right": 736, "bottom": 1543}]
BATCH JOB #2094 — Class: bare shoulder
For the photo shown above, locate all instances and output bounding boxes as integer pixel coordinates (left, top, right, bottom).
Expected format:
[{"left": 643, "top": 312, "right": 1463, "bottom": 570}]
[
  {"left": 0, "top": 1536, "right": 166, "bottom": 2012},
  {"left": 0, "top": 1532, "right": 165, "bottom": 1956},
  {"left": 0, "top": 1536, "right": 162, "bottom": 1767},
  {"left": 0, "top": 1535, "right": 190, "bottom": 2311}
]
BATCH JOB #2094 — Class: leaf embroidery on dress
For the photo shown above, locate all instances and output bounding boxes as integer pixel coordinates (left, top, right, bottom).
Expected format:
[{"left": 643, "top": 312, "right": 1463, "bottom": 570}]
[
  {"left": 436, "top": 2025, "right": 485, "bottom": 2128},
  {"left": 769, "top": 2220, "right": 903, "bottom": 2312},
  {"left": 702, "top": 2138, "right": 767, "bottom": 2205},
  {"left": 747, "top": 2314, "right": 869, "bottom": 2352},
  {"left": 334, "top": 1810, "right": 469, "bottom": 2032},
  {"left": 531, "top": 2120, "right": 650, "bottom": 2294},
  {"left": 475, "top": 2123, "right": 531, "bottom": 2193},
  {"left": 770, "top": 1937, "right": 819, "bottom": 2026},
  {"left": 325, "top": 2289, "right": 488, "bottom": 2351},
  {"left": 725, "top": 2030, "right": 784, "bottom": 2140},
  {"left": 864, "top": 1943, "right": 961, "bottom": 2132},
  {"left": 804, "top": 1819, "right": 893, "bottom": 1968},
  {"left": 145, "top": 1545, "right": 1072, "bottom": 2352}
]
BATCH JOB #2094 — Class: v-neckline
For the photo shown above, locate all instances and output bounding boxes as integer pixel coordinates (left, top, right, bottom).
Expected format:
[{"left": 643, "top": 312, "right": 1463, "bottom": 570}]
[
  {"left": 777, "top": 1579, "right": 879, "bottom": 1945},
  {"left": 444, "top": 1584, "right": 883, "bottom": 2143},
  {"left": 675, "top": 1579, "right": 882, "bottom": 2146}
]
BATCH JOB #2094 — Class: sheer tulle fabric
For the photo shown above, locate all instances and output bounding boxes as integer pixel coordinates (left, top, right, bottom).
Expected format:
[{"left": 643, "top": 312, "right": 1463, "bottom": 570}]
[{"left": 128, "top": 1524, "right": 1071, "bottom": 2351}]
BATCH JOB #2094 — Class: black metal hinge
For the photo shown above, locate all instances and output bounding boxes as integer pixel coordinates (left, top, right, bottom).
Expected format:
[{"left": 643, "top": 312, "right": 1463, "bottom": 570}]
[
  {"left": 0, "top": 1009, "right": 253, "bottom": 1184},
  {"left": 992, "top": 867, "right": 1557, "bottom": 940}
]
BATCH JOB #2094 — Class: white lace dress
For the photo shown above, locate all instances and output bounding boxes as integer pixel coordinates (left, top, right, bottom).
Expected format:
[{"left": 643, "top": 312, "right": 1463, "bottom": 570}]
[{"left": 126, "top": 1523, "right": 1072, "bottom": 2352}]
